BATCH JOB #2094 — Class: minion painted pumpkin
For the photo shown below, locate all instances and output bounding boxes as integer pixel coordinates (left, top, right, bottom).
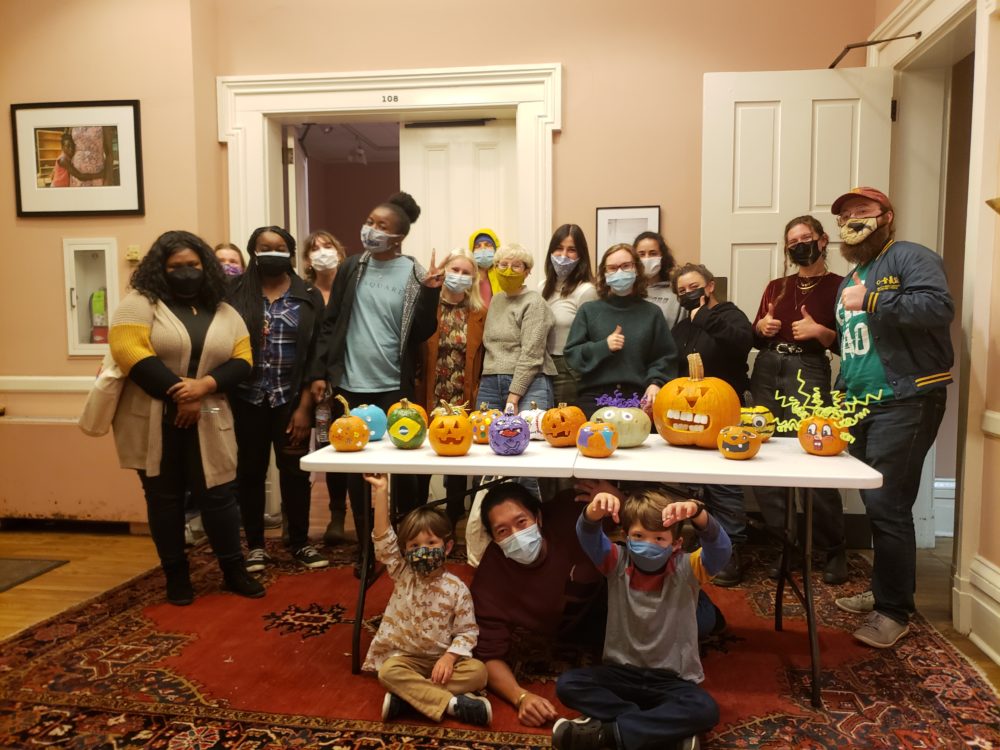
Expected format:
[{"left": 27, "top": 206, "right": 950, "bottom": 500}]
[{"left": 740, "top": 405, "right": 776, "bottom": 442}]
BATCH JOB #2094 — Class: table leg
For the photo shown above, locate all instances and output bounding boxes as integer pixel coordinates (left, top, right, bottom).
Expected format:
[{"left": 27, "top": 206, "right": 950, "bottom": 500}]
[
  {"left": 802, "top": 491, "right": 822, "bottom": 708},
  {"left": 351, "top": 480, "right": 373, "bottom": 675},
  {"left": 774, "top": 487, "right": 795, "bottom": 632}
]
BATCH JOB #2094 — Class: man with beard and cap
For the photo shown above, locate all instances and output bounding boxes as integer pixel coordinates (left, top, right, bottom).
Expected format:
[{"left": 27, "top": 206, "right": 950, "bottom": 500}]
[{"left": 831, "top": 187, "right": 954, "bottom": 649}]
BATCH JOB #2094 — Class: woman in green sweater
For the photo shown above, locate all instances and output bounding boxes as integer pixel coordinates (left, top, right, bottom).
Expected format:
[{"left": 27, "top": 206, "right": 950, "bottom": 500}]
[{"left": 564, "top": 243, "right": 678, "bottom": 419}]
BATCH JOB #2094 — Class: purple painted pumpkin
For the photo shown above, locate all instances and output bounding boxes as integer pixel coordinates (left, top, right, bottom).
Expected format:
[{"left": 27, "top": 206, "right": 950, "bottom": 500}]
[{"left": 488, "top": 404, "right": 531, "bottom": 456}]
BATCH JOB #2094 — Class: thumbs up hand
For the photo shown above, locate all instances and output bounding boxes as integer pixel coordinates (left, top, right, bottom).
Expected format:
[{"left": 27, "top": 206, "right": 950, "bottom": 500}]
[
  {"left": 792, "top": 304, "right": 821, "bottom": 341},
  {"left": 757, "top": 302, "right": 782, "bottom": 337},
  {"left": 840, "top": 271, "right": 867, "bottom": 311},
  {"left": 607, "top": 324, "right": 625, "bottom": 352}
]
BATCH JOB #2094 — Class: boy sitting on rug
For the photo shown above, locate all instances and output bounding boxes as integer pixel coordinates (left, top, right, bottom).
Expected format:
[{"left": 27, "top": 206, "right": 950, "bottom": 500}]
[
  {"left": 362, "top": 473, "right": 492, "bottom": 726},
  {"left": 553, "top": 486, "right": 731, "bottom": 750}
]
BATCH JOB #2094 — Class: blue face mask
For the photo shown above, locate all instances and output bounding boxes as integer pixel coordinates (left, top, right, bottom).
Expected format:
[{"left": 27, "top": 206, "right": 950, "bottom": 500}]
[
  {"left": 550, "top": 254, "right": 579, "bottom": 279},
  {"left": 606, "top": 270, "right": 637, "bottom": 296},
  {"left": 498, "top": 523, "right": 543, "bottom": 565},
  {"left": 626, "top": 539, "right": 673, "bottom": 573},
  {"left": 444, "top": 272, "right": 474, "bottom": 293},
  {"left": 474, "top": 248, "right": 495, "bottom": 269}
]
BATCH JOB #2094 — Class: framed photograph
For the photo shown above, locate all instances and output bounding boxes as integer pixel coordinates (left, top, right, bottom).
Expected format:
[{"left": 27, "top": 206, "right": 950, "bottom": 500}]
[
  {"left": 11, "top": 100, "right": 144, "bottom": 217},
  {"left": 595, "top": 205, "right": 660, "bottom": 260}
]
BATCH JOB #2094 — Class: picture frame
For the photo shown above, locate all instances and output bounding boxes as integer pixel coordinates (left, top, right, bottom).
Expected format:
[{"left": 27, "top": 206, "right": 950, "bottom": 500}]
[
  {"left": 595, "top": 205, "right": 660, "bottom": 261},
  {"left": 10, "top": 100, "right": 144, "bottom": 217}
]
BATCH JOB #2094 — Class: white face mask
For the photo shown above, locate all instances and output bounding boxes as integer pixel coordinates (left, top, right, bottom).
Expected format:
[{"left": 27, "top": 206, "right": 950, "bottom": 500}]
[
  {"left": 361, "top": 224, "right": 399, "bottom": 253},
  {"left": 641, "top": 256, "right": 662, "bottom": 278},
  {"left": 310, "top": 248, "right": 340, "bottom": 271},
  {"left": 497, "top": 523, "right": 543, "bottom": 565}
]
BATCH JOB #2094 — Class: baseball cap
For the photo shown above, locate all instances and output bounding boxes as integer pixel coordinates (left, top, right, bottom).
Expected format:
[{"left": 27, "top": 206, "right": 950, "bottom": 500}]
[{"left": 831, "top": 187, "right": 893, "bottom": 216}]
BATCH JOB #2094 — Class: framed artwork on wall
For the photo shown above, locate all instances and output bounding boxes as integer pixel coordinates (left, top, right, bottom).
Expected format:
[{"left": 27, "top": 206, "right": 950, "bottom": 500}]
[
  {"left": 595, "top": 205, "right": 660, "bottom": 261},
  {"left": 10, "top": 100, "right": 144, "bottom": 217}
]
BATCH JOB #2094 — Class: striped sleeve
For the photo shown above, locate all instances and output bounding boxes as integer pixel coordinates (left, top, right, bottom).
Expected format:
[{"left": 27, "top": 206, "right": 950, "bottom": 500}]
[{"left": 109, "top": 293, "right": 157, "bottom": 374}]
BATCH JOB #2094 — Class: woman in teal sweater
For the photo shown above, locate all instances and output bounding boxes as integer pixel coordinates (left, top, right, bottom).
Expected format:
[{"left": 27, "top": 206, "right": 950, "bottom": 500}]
[{"left": 564, "top": 243, "right": 677, "bottom": 419}]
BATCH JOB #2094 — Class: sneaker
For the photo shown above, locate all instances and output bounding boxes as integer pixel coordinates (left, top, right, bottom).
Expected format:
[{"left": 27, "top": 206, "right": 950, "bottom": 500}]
[
  {"left": 823, "top": 549, "right": 848, "bottom": 585},
  {"left": 293, "top": 544, "right": 329, "bottom": 569},
  {"left": 711, "top": 548, "right": 742, "bottom": 587},
  {"left": 452, "top": 693, "right": 492, "bottom": 726},
  {"left": 852, "top": 610, "right": 910, "bottom": 648},
  {"left": 835, "top": 590, "right": 875, "bottom": 614},
  {"left": 263, "top": 512, "right": 283, "bottom": 529},
  {"left": 553, "top": 716, "right": 616, "bottom": 750},
  {"left": 381, "top": 692, "right": 410, "bottom": 721},
  {"left": 245, "top": 548, "right": 271, "bottom": 573}
]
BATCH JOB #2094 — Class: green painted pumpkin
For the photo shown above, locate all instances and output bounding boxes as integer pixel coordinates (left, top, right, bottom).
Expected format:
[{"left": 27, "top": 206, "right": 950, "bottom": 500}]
[{"left": 386, "top": 397, "right": 427, "bottom": 449}]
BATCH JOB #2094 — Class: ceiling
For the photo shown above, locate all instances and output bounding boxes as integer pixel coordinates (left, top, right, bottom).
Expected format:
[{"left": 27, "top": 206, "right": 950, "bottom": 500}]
[{"left": 297, "top": 122, "right": 400, "bottom": 164}]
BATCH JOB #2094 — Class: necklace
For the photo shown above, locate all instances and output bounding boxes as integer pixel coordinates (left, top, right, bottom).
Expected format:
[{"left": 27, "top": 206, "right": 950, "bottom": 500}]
[{"left": 190, "top": 305, "right": 198, "bottom": 316}]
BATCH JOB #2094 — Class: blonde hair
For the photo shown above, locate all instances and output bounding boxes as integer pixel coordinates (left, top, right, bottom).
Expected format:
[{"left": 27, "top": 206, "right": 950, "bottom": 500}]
[
  {"left": 439, "top": 248, "right": 484, "bottom": 311},
  {"left": 494, "top": 243, "right": 534, "bottom": 271},
  {"left": 397, "top": 505, "right": 454, "bottom": 554}
]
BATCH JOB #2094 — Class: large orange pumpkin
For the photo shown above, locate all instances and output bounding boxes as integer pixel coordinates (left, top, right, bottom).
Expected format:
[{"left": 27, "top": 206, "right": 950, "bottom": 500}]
[
  {"left": 798, "top": 415, "right": 848, "bottom": 456},
  {"left": 541, "top": 402, "right": 586, "bottom": 447},
  {"left": 470, "top": 402, "right": 502, "bottom": 445},
  {"left": 329, "top": 394, "right": 370, "bottom": 452},
  {"left": 653, "top": 353, "right": 741, "bottom": 448},
  {"left": 428, "top": 400, "right": 473, "bottom": 456},
  {"left": 716, "top": 425, "right": 762, "bottom": 460},
  {"left": 577, "top": 420, "right": 619, "bottom": 458}
]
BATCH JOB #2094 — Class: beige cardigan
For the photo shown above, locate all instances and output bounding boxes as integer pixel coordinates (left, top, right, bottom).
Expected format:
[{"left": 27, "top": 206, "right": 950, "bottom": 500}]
[{"left": 109, "top": 291, "right": 251, "bottom": 488}]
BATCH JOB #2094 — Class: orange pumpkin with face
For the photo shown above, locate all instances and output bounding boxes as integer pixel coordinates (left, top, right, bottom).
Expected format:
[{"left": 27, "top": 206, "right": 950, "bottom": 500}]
[
  {"left": 576, "top": 420, "right": 619, "bottom": 458},
  {"left": 428, "top": 400, "right": 473, "bottom": 457},
  {"left": 541, "top": 402, "right": 586, "bottom": 447},
  {"left": 329, "top": 394, "right": 370, "bottom": 452},
  {"left": 798, "top": 416, "right": 849, "bottom": 456},
  {"left": 717, "top": 425, "right": 762, "bottom": 460},
  {"left": 653, "top": 353, "right": 741, "bottom": 448},
  {"left": 470, "top": 402, "right": 502, "bottom": 445}
]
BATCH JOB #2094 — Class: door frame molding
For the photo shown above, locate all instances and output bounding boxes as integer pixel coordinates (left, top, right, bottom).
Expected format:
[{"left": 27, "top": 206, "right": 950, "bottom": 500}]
[{"left": 217, "top": 64, "right": 562, "bottom": 263}]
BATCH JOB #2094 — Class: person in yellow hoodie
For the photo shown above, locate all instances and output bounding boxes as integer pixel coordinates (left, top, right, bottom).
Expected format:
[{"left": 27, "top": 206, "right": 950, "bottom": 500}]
[{"left": 469, "top": 228, "right": 502, "bottom": 307}]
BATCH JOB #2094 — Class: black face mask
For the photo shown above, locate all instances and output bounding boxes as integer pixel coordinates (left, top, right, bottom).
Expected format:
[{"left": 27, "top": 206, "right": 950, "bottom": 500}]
[
  {"left": 678, "top": 288, "right": 705, "bottom": 311},
  {"left": 256, "top": 253, "right": 292, "bottom": 277},
  {"left": 787, "top": 240, "right": 822, "bottom": 267},
  {"left": 166, "top": 266, "right": 204, "bottom": 298}
]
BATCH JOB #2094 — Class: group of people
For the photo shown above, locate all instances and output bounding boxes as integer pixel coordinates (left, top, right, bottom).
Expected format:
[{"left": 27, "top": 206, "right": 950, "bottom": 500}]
[{"left": 105, "top": 185, "right": 953, "bottom": 750}]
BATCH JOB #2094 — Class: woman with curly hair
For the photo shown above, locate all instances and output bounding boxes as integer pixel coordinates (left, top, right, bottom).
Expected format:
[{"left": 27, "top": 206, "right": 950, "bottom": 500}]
[
  {"left": 109, "top": 230, "right": 264, "bottom": 605},
  {"left": 634, "top": 231, "right": 683, "bottom": 329}
]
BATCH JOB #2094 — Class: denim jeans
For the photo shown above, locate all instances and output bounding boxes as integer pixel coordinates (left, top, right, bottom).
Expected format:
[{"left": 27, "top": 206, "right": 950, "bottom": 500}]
[{"left": 849, "top": 388, "right": 947, "bottom": 624}]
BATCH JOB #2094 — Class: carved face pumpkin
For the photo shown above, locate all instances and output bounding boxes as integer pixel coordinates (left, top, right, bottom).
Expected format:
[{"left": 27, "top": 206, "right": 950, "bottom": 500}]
[
  {"left": 798, "top": 416, "right": 848, "bottom": 456},
  {"left": 518, "top": 401, "right": 547, "bottom": 440},
  {"left": 653, "top": 353, "right": 741, "bottom": 448},
  {"left": 386, "top": 398, "right": 427, "bottom": 449},
  {"left": 470, "top": 403, "right": 503, "bottom": 444},
  {"left": 717, "top": 425, "right": 762, "bottom": 460},
  {"left": 591, "top": 406, "right": 651, "bottom": 448},
  {"left": 428, "top": 401, "right": 473, "bottom": 457},
  {"left": 350, "top": 403, "right": 388, "bottom": 441},
  {"left": 330, "top": 394, "right": 370, "bottom": 452},
  {"left": 740, "top": 405, "right": 776, "bottom": 442},
  {"left": 488, "top": 405, "right": 531, "bottom": 456},
  {"left": 541, "top": 402, "right": 586, "bottom": 447},
  {"left": 577, "top": 420, "right": 619, "bottom": 458}
]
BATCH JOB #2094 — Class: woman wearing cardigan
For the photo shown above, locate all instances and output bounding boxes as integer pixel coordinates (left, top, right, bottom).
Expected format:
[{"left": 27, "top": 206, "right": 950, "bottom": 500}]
[{"left": 109, "top": 230, "right": 264, "bottom": 605}]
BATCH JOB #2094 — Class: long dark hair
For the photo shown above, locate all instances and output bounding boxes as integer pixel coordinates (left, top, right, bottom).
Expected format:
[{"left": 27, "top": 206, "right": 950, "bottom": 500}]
[
  {"left": 541, "top": 224, "right": 595, "bottom": 300},
  {"left": 228, "top": 225, "right": 297, "bottom": 370},
  {"left": 773, "top": 215, "right": 827, "bottom": 308},
  {"left": 633, "top": 231, "right": 677, "bottom": 283},
  {"left": 129, "top": 230, "right": 228, "bottom": 309}
]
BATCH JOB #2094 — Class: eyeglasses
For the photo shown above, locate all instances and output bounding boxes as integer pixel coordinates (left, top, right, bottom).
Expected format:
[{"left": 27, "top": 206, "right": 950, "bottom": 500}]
[
  {"left": 605, "top": 261, "right": 636, "bottom": 273},
  {"left": 496, "top": 261, "right": 527, "bottom": 272},
  {"left": 836, "top": 209, "right": 883, "bottom": 227}
]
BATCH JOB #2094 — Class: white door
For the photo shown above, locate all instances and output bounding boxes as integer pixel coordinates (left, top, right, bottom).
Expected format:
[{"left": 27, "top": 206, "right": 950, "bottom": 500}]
[{"left": 399, "top": 120, "right": 517, "bottom": 269}]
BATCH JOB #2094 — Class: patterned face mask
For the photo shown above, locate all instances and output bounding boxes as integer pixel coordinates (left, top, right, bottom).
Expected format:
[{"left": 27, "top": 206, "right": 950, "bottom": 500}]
[
  {"left": 405, "top": 545, "right": 446, "bottom": 576},
  {"left": 839, "top": 216, "right": 880, "bottom": 245}
]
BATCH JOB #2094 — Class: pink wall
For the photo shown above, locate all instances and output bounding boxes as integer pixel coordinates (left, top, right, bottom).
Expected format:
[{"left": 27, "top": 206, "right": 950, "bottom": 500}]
[{"left": 307, "top": 161, "right": 400, "bottom": 256}]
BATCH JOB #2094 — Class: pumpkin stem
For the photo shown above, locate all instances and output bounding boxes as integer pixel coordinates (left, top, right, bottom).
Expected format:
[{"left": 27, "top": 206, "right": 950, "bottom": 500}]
[
  {"left": 438, "top": 398, "right": 454, "bottom": 416},
  {"left": 530, "top": 401, "right": 538, "bottom": 409},
  {"left": 335, "top": 394, "right": 351, "bottom": 417},
  {"left": 479, "top": 402, "right": 488, "bottom": 411},
  {"left": 558, "top": 402, "right": 567, "bottom": 408},
  {"left": 687, "top": 352, "right": 705, "bottom": 380}
]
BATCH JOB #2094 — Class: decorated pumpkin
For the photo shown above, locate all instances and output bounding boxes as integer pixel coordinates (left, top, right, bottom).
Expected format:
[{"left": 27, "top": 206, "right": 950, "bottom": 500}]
[
  {"left": 541, "top": 402, "right": 586, "bottom": 447},
  {"left": 330, "top": 395, "right": 370, "bottom": 452},
  {"left": 428, "top": 401, "right": 473, "bottom": 457},
  {"left": 488, "top": 404, "right": 531, "bottom": 456},
  {"left": 653, "top": 353, "right": 741, "bottom": 448},
  {"left": 798, "top": 416, "right": 848, "bottom": 456},
  {"left": 386, "top": 398, "right": 427, "bottom": 449},
  {"left": 519, "top": 401, "right": 547, "bottom": 440},
  {"left": 388, "top": 399, "right": 429, "bottom": 426},
  {"left": 577, "top": 420, "right": 619, "bottom": 458},
  {"left": 470, "top": 403, "right": 503, "bottom": 445},
  {"left": 590, "top": 391, "right": 651, "bottom": 448},
  {"left": 350, "top": 403, "right": 388, "bottom": 441},
  {"left": 716, "top": 425, "right": 762, "bottom": 460},
  {"left": 740, "top": 405, "right": 776, "bottom": 442}
]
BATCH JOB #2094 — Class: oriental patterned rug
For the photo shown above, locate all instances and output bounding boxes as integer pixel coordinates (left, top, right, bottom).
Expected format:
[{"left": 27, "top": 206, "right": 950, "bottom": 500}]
[{"left": 0, "top": 544, "right": 997, "bottom": 749}]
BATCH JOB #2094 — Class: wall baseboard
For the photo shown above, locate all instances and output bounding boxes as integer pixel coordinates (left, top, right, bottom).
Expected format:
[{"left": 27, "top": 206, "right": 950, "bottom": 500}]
[
  {"left": 983, "top": 409, "right": 1000, "bottom": 438},
  {"left": 0, "top": 376, "right": 93, "bottom": 393},
  {"left": 967, "top": 555, "right": 1000, "bottom": 669}
]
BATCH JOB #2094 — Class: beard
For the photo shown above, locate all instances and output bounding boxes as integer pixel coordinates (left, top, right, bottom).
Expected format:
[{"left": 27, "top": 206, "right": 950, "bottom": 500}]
[{"left": 840, "top": 223, "right": 893, "bottom": 266}]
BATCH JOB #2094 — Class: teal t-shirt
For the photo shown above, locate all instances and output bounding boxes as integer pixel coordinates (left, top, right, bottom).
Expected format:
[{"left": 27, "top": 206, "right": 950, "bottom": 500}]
[
  {"left": 835, "top": 264, "right": 893, "bottom": 401},
  {"left": 342, "top": 256, "right": 412, "bottom": 392}
]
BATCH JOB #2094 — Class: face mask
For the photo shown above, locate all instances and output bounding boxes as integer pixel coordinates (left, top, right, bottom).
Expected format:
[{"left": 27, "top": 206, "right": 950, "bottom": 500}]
[
  {"left": 550, "top": 254, "right": 578, "bottom": 279},
  {"left": 221, "top": 263, "right": 243, "bottom": 277},
  {"left": 839, "top": 216, "right": 879, "bottom": 246},
  {"left": 606, "top": 270, "right": 637, "bottom": 296},
  {"left": 474, "top": 248, "right": 495, "bottom": 268},
  {"left": 444, "top": 272, "right": 474, "bottom": 293},
  {"left": 626, "top": 539, "right": 673, "bottom": 574},
  {"left": 678, "top": 288, "right": 706, "bottom": 311},
  {"left": 361, "top": 224, "right": 399, "bottom": 253},
  {"left": 641, "top": 256, "right": 662, "bottom": 278},
  {"left": 405, "top": 545, "right": 446, "bottom": 576},
  {"left": 166, "top": 266, "right": 204, "bottom": 298},
  {"left": 498, "top": 523, "right": 543, "bottom": 565},
  {"left": 787, "top": 240, "right": 822, "bottom": 267},
  {"left": 256, "top": 251, "right": 292, "bottom": 277},
  {"left": 310, "top": 248, "right": 340, "bottom": 271},
  {"left": 496, "top": 266, "right": 527, "bottom": 294}
]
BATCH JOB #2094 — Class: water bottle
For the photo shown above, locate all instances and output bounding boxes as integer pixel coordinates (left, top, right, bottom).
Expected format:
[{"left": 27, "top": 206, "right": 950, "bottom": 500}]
[{"left": 315, "top": 399, "right": 332, "bottom": 446}]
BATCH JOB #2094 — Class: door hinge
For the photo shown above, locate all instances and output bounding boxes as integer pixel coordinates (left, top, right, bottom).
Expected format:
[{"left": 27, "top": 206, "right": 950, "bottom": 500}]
[
  {"left": 891, "top": 99, "right": 898, "bottom": 122},
  {"left": 283, "top": 147, "right": 294, "bottom": 165}
]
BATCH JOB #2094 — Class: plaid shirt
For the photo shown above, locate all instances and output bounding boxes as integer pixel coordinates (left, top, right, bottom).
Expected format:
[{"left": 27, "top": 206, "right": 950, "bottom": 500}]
[{"left": 237, "top": 290, "right": 301, "bottom": 407}]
